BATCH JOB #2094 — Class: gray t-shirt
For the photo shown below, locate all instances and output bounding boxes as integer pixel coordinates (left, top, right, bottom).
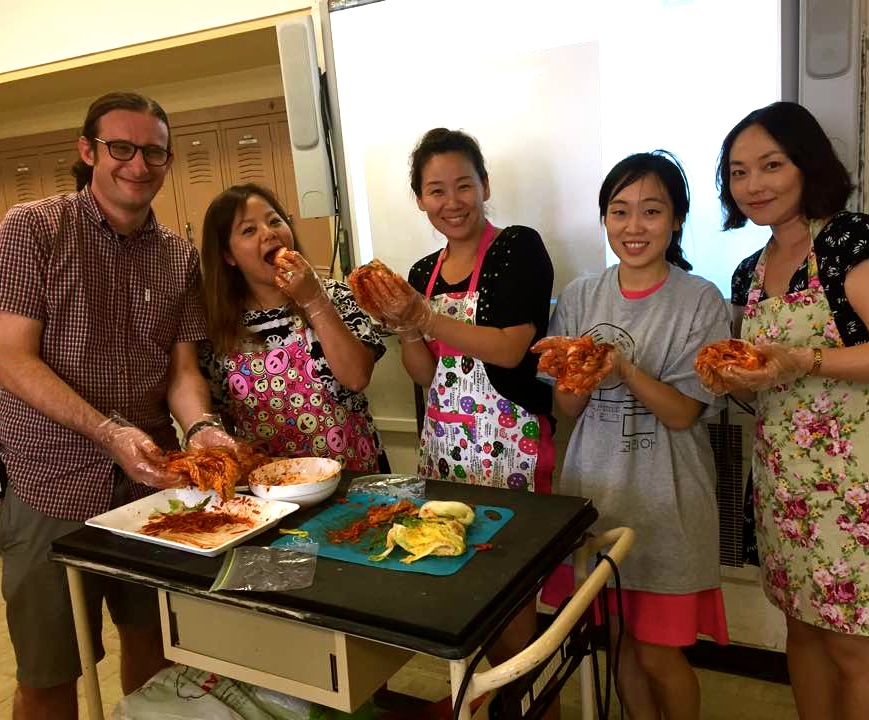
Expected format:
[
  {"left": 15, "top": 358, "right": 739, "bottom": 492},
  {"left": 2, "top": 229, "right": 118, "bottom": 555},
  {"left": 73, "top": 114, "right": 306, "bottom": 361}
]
[{"left": 551, "top": 265, "right": 730, "bottom": 593}]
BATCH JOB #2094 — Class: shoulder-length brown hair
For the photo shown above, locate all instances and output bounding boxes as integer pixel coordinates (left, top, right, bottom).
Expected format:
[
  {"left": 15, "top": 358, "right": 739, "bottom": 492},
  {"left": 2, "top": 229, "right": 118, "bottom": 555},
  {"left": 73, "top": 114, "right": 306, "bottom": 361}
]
[{"left": 200, "top": 183, "right": 296, "bottom": 355}]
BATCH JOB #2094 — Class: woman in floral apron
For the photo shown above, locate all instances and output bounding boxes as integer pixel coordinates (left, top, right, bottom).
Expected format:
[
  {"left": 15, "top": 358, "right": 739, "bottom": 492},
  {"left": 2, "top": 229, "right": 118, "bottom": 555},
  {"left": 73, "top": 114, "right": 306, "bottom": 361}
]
[
  {"left": 198, "top": 183, "right": 388, "bottom": 472},
  {"left": 364, "top": 128, "right": 555, "bottom": 710},
  {"left": 715, "top": 102, "right": 869, "bottom": 719}
]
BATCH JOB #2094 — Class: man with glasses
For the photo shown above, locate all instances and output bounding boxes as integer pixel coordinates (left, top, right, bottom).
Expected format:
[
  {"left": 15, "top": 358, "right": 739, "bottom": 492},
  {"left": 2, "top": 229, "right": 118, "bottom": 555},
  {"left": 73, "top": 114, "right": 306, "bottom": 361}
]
[{"left": 0, "top": 91, "right": 232, "bottom": 719}]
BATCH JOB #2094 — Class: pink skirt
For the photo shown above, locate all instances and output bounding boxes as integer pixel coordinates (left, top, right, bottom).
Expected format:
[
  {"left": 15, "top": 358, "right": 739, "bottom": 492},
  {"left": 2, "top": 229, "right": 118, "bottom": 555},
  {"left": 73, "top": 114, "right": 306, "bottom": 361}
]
[
  {"left": 541, "top": 563, "right": 729, "bottom": 647},
  {"left": 532, "top": 416, "right": 555, "bottom": 494}
]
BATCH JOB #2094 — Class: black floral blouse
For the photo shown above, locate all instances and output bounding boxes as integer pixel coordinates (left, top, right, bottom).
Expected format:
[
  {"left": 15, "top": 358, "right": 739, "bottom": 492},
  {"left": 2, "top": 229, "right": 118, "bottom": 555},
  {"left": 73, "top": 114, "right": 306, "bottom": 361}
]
[{"left": 731, "top": 212, "right": 869, "bottom": 346}]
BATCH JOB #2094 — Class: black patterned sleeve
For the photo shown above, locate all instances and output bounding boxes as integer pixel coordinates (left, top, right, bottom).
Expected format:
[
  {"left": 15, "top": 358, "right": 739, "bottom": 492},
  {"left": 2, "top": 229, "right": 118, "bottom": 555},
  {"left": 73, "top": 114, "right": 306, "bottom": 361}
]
[
  {"left": 816, "top": 212, "right": 869, "bottom": 346},
  {"left": 326, "top": 279, "right": 387, "bottom": 360},
  {"left": 478, "top": 227, "right": 554, "bottom": 329},
  {"left": 730, "top": 250, "right": 762, "bottom": 306},
  {"left": 197, "top": 340, "right": 230, "bottom": 414},
  {"left": 407, "top": 252, "right": 440, "bottom": 293},
  {"left": 823, "top": 212, "right": 869, "bottom": 275}
]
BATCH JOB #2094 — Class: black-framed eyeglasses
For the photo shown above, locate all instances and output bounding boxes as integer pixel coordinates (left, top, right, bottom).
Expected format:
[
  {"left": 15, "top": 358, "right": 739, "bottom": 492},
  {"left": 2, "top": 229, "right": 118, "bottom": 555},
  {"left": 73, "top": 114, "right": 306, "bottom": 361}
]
[{"left": 93, "top": 137, "right": 172, "bottom": 167}]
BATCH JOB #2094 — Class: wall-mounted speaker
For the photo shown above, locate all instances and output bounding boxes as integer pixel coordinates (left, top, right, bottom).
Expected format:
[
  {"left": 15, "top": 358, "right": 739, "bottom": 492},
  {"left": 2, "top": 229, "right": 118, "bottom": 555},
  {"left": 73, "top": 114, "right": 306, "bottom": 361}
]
[
  {"left": 276, "top": 17, "right": 337, "bottom": 218},
  {"left": 799, "top": 0, "right": 861, "bottom": 188},
  {"left": 805, "top": 0, "right": 852, "bottom": 78}
]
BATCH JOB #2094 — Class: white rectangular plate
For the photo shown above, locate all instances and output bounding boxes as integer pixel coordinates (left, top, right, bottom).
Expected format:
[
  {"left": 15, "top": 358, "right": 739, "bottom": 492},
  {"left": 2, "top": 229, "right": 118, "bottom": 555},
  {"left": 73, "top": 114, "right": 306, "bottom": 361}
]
[{"left": 85, "top": 488, "right": 299, "bottom": 557}]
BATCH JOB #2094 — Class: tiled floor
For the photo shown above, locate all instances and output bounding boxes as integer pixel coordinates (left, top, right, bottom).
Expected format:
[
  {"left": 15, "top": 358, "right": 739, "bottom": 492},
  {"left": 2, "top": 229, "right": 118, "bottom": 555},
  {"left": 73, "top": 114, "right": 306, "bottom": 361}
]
[{"left": 0, "top": 557, "right": 798, "bottom": 719}]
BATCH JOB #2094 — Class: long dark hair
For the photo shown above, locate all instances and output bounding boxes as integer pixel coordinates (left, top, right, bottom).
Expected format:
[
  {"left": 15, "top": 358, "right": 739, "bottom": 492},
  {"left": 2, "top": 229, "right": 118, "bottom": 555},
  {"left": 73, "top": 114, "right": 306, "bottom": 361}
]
[
  {"left": 409, "top": 128, "right": 488, "bottom": 197},
  {"left": 599, "top": 150, "right": 692, "bottom": 271},
  {"left": 73, "top": 91, "right": 171, "bottom": 191},
  {"left": 716, "top": 101, "right": 853, "bottom": 229},
  {"left": 201, "top": 183, "right": 296, "bottom": 355}
]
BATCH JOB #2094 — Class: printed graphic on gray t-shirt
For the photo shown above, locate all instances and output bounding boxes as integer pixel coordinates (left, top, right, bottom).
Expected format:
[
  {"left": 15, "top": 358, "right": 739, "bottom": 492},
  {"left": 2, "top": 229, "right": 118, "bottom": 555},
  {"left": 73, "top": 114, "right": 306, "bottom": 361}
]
[{"left": 551, "top": 266, "right": 730, "bottom": 593}]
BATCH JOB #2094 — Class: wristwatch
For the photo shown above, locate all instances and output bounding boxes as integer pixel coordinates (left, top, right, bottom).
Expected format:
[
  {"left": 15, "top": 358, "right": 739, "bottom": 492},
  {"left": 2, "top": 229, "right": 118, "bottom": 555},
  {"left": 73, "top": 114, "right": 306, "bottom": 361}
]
[
  {"left": 184, "top": 418, "right": 224, "bottom": 445},
  {"left": 808, "top": 348, "right": 823, "bottom": 376}
]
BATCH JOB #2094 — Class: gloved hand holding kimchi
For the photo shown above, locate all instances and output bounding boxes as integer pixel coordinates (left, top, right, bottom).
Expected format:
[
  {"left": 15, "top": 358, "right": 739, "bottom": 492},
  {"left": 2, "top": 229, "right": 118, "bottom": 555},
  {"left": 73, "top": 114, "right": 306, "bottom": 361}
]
[
  {"left": 95, "top": 414, "right": 186, "bottom": 490},
  {"left": 348, "top": 259, "right": 436, "bottom": 335},
  {"left": 695, "top": 339, "right": 812, "bottom": 394},
  {"left": 531, "top": 335, "right": 615, "bottom": 395}
]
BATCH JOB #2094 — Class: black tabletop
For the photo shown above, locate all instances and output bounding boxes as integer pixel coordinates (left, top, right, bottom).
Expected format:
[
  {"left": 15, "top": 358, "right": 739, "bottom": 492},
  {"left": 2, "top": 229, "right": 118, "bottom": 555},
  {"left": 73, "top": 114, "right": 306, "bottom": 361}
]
[{"left": 51, "top": 480, "right": 596, "bottom": 659}]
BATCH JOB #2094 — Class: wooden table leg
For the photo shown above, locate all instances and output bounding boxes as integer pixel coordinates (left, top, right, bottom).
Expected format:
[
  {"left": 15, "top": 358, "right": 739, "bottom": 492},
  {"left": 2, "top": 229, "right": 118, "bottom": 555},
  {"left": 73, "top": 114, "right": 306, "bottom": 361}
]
[
  {"left": 66, "top": 566, "right": 104, "bottom": 720},
  {"left": 449, "top": 658, "right": 473, "bottom": 720}
]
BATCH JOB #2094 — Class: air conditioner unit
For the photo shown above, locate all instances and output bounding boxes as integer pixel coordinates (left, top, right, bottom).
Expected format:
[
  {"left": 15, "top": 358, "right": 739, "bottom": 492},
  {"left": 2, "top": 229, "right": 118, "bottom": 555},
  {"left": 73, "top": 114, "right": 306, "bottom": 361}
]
[
  {"left": 707, "top": 402, "right": 756, "bottom": 580},
  {"left": 706, "top": 399, "right": 787, "bottom": 651}
]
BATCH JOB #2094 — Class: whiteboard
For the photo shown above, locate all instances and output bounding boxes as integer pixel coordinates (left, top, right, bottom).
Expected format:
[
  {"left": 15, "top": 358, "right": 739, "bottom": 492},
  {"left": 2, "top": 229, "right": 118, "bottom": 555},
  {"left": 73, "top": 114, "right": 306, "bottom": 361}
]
[
  {"left": 358, "top": 42, "right": 603, "bottom": 292},
  {"left": 329, "top": 0, "right": 782, "bottom": 298}
]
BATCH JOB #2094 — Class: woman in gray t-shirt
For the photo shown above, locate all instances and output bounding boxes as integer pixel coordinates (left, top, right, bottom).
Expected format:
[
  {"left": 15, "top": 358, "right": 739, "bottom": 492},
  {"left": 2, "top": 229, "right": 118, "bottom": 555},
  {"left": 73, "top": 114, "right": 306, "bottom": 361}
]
[{"left": 541, "top": 151, "right": 730, "bottom": 720}]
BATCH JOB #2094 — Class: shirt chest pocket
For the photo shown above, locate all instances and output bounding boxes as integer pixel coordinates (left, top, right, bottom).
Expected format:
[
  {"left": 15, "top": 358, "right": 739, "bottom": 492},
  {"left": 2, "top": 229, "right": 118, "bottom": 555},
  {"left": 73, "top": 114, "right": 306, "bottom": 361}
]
[{"left": 128, "top": 274, "right": 183, "bottom": 353}]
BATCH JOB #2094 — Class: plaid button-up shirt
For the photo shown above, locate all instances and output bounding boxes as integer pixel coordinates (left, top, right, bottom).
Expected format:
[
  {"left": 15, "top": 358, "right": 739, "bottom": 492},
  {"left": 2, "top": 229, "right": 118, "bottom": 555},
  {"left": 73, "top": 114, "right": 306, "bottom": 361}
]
[{"left": 0, "top": 187, "right": 207, "bottom": 520}]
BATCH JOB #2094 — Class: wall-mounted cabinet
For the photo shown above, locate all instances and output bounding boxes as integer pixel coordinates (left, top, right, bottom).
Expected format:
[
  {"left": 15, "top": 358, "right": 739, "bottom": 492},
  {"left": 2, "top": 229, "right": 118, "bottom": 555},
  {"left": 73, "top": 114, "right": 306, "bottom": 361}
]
[{"left": 0, "top": 98, "right": 333, "bottom": 274}]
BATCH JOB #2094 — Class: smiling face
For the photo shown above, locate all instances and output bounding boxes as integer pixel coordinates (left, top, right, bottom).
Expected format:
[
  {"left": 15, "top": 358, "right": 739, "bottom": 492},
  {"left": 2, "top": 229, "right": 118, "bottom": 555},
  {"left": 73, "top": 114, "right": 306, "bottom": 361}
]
[
  {"left": 79, "top": 109, "right": 171, "bottom": 231},
  {"left": 416, "top": 152, "right": 490, "bottom": 243},
  {"left": 604, "top": 174, "right": 679, "bottom": 277},
  {"left": 224, "top": 194, "right": 295, "bottom": 295},
  {"left": 728, "top": 124, "right": 804, "bottom": 228}
]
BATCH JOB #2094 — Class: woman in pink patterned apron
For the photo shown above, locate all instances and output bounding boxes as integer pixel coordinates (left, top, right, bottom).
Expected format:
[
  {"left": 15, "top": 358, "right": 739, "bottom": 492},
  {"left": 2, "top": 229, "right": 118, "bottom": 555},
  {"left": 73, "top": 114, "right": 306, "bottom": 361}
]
[
  {"left": 364, "top": 128, "right": 555, "bottom": 708},
  {"left": 198, "top": 183, "right": 389, "bottom": 473},
  {"left": 373, "top": 129, "right": 555, "bottom": 494},
  {"left": 714, "top": 102, "right": 869, "bottom": 719}
]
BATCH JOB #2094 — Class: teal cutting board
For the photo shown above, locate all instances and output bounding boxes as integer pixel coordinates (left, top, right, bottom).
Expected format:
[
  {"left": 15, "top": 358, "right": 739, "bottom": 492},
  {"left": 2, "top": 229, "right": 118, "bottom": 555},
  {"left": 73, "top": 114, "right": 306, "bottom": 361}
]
[{"left": 272, "top": 493, "right": 514, "bottom": 576}]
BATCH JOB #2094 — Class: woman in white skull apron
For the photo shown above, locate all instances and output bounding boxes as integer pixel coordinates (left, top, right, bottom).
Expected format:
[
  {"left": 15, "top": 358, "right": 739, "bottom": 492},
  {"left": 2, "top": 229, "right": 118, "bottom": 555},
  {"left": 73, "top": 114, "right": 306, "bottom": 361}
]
[
  {"left": 716, "top": 102, "right": 869, "bottom": 719},
  {"left": 198, "top": 183, "right": 389, "bottom": 472}
]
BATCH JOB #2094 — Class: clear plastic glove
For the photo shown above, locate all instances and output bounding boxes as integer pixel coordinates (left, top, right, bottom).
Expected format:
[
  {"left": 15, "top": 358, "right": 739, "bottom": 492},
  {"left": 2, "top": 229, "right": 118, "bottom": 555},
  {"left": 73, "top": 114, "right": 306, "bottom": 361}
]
[
  {"left": 188, "top": 425, "right": 238, "bottom": 452},
  {"left": 719, "top": 343, "right": 813, "bottom": 392},
  {"left": 95, "top": 415, "right": 185, "bottom": 490},
  {"left": 698, "top": 370, "right": 731, "bottom": 397},
  {"left": 273, "top": 249, "right": 330, "bottom": 320},
  {"left": 368, "top": 272, "right": 436, "bottom": 335}
]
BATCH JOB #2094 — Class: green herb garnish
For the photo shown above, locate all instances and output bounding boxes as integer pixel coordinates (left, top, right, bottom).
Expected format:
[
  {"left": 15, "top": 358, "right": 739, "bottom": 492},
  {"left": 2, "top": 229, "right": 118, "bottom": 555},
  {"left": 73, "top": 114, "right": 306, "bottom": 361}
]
[{"left": 149, "top": 497, "right": 210, "bottom": 518}]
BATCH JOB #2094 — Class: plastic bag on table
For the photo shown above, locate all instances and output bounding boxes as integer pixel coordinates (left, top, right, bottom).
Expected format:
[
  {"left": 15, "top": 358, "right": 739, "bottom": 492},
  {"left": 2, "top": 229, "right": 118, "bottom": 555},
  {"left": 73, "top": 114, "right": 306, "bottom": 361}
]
[
  {"left": 346, "top": 474, "right": 425, "bottom": 500},
  {"left": 111, "top": 664, "right": 391, "bottom": 719},
  {"left": 210, "top": 543, "right": 318, "bottom": 592}
]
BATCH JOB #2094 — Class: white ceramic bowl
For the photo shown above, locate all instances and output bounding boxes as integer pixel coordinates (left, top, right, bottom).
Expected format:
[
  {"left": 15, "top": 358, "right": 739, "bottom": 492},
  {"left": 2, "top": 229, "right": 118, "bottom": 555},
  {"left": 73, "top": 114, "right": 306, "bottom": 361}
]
[{"left": 247, "top": 457, "right": 342, "bottom": 508}]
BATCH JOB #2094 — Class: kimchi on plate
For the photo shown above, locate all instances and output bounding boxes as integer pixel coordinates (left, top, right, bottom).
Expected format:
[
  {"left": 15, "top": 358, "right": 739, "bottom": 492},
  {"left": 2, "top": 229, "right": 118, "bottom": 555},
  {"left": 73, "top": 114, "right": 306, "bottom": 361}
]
[{"left": 85, "top": 488, "right": 299, "bottom": 557}]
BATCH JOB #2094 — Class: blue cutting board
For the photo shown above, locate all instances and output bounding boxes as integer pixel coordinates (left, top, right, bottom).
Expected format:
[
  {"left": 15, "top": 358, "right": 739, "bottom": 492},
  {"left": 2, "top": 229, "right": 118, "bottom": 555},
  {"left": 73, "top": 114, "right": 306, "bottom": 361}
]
[{"left": 272, "top": 493, "right": 514, "bottom": 576}]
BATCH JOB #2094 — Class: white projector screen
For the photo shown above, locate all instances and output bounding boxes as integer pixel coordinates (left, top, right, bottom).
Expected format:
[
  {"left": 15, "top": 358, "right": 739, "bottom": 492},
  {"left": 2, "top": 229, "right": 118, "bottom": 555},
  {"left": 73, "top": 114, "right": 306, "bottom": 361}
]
[{"left": 329, "top": 0, "right": 782, "bottom": 298}]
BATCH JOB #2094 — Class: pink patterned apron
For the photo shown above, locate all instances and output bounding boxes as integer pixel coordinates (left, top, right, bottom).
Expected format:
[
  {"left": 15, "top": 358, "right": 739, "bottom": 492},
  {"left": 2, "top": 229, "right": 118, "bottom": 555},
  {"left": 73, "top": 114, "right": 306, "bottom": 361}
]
[
  {"left": 418, "top": 223, "right": 553, "bottom": 491},
  {"left": 225, "top": 325, "right": 378, "bottom": 471}
]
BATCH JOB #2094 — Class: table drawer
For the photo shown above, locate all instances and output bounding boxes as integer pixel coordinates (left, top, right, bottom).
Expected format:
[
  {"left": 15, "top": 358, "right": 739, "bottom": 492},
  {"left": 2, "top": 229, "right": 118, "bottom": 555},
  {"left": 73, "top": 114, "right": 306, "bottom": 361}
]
[{"left": 159, "top": 591, "right": 412, "bottom": 712}]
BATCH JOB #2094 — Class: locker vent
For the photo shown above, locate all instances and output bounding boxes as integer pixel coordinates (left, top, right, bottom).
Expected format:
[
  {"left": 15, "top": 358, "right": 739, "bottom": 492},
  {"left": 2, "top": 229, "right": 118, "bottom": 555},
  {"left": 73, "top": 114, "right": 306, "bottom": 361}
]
[
  {"left": 54, "top": 163, "right": 76, "bottom": 194},
  {"left": 14, "top": 169, "right": 39, "bottom": 202},
  {"left": 237, "top": 145, "right": 266, "bottom": 182},
  {"left": 187, "top": 150, "right": 215, "bottom": 184}
]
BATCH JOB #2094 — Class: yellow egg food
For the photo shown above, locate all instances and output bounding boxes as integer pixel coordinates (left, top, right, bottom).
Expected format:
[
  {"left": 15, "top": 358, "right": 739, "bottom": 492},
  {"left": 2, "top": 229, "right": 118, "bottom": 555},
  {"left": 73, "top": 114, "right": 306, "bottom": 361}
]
[{"left": 368, "top": 518, "right": 467, "bottom": 564}]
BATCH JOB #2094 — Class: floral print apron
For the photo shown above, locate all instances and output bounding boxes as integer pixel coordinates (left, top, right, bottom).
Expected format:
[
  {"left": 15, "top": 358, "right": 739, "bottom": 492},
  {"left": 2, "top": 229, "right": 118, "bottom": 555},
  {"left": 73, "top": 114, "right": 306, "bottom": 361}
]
[
  {"left": 226, "top": 328, "right": 379, "bottom": 472},
  {"left": 418, "top": 223, "right": 543, "bottom": 490},
  {"left": 743, "top": 235, "right": 869, "bottom": 634}
]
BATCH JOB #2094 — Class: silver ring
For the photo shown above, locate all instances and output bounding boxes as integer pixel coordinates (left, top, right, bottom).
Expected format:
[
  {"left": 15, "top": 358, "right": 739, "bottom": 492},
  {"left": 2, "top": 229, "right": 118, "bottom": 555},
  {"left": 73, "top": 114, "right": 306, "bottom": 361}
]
[{"left": 287, "top": 270, "right": 295, "bottom": 279}]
